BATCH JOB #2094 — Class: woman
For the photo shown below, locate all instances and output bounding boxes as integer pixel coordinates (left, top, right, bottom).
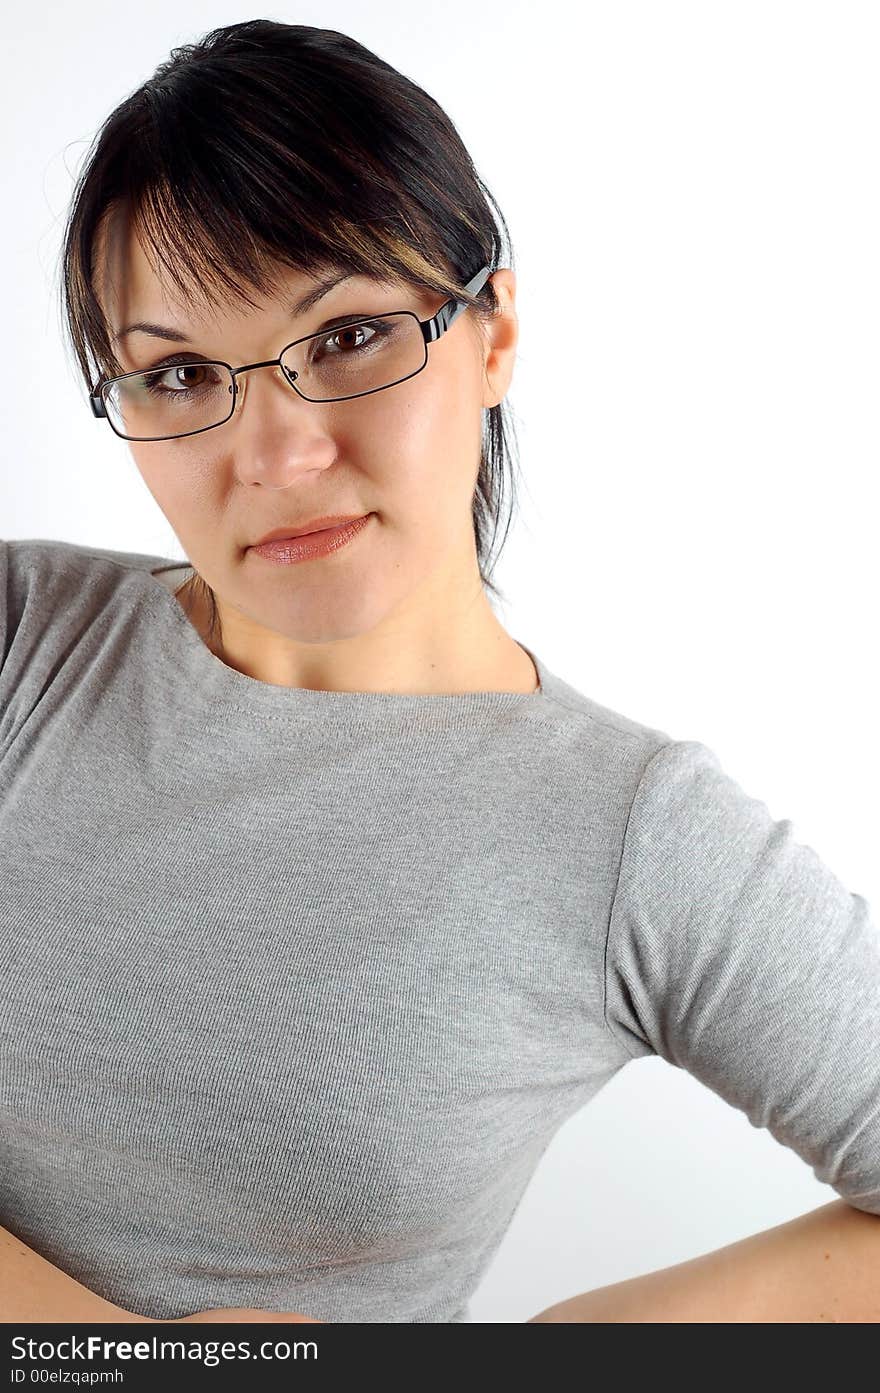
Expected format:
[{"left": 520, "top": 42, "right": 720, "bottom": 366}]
[{"left": 1, "top": 19, "right": 878, "bottom": 1325}]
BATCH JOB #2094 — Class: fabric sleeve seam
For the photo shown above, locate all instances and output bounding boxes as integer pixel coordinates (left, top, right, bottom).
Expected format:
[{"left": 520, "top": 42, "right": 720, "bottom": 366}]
[{"left": 602, "top": 737, "right": 685, "bottom": 1059}]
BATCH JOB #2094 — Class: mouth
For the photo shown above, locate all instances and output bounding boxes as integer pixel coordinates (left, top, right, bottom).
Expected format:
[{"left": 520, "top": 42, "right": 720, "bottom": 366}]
[
  {"left": 250, "top": 514, "right": 371, "bottom": 547},
  {"left": 247, "top": 514, "right": 373, "bottom": 564}
]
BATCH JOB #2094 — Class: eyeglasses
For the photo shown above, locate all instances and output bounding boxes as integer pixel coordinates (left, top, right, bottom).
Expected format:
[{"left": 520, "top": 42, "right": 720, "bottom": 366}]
[{"left": 89, "top": 264, "right": 492, "bottom": 442}]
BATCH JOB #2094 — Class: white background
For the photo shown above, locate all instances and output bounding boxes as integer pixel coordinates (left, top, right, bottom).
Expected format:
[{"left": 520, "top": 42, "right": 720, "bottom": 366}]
[{"left": 3, "top": 1, "right": 878, "bottom": 1322}]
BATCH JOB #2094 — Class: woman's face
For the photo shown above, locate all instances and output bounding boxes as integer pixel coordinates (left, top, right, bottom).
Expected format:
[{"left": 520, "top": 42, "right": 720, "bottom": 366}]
[{"left": 96, "top": 209, "right": 519, "bottom": 689}]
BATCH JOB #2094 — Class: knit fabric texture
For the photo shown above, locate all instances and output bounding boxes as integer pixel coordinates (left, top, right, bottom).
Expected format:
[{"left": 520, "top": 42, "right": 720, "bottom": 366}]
[{"left": 1, "top": 537, "right": 878, "bottom": 1322}]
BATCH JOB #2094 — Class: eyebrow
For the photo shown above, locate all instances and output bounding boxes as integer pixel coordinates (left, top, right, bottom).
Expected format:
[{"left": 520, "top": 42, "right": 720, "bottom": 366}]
[{"left": 110, "top": 271, "right": 354, "bottom": 344}]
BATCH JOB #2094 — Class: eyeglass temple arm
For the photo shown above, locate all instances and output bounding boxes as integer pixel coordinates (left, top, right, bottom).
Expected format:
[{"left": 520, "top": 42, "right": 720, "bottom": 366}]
[
  {"left": 89, "top": 264, "right": 494, "bottom": 407},
  {"left": 422, "top": 265, "right": 493, "bottom": 344}
]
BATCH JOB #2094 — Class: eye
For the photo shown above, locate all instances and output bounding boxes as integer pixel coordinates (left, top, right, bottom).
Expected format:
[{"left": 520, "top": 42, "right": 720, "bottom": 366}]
[
  {"left": 310, "top": 319, "right": 392, "bottom": 363},
  {"left": 320, "top": 323, "right": 373, "bottom": 354},
  {"left": 141, "top": 361, "right": 223, "bottom": 397},
  {"left": 137, "top": 350, "right": 209, "bottom": 370}
]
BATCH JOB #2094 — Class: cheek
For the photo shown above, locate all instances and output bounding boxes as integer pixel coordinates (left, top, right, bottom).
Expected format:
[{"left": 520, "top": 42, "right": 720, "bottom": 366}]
[
  {"left": 129, "top": 445, "right": 215, "bottom": 531},
  {"left": 351, "top": 362, "right": 476, "bottom": 482},
  {"left": 129, "top": 448, "right": 174, "bottom": 509}
]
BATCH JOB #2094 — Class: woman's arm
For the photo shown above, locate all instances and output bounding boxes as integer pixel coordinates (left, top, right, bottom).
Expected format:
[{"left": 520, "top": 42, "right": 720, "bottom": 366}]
[
  {"left": 527, "top": 1199, "right": 880, "bottom": 1322},
  {"left": 0, "top": 1223, "right": 144, "bottom": 1323}
]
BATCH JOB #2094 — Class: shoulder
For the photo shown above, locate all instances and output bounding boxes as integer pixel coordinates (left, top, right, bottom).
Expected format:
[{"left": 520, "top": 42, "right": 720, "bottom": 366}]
[
  {"left": 0, "top": 536, "right": 184, "bottom": 685},
  {"left": 3, "top": 536, "right": 182, "bottom": 589},
  {"left": 534, "top": 660, "right": 676, "bottom": 803}
]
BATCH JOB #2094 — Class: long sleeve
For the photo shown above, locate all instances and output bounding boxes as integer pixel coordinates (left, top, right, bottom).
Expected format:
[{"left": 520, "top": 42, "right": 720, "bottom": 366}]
[{"left": 603, "top": 739, "right": 880, "bottom": 1214}]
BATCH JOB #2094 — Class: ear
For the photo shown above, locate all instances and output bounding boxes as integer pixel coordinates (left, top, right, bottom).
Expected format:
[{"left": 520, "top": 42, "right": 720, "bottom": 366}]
[{"left": 479, "top": 268, "right": 518, "bottom": 409}]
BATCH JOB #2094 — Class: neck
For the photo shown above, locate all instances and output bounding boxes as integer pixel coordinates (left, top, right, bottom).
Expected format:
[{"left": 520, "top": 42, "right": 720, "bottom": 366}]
[{"left": 176, "top": 573, "right": 537, "bottom": 696}]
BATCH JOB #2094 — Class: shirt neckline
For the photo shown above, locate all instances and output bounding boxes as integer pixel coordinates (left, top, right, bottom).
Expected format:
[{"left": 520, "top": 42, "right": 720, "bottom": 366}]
[{"left": 144, "top": 563, "right": 556, "bottom": 722}]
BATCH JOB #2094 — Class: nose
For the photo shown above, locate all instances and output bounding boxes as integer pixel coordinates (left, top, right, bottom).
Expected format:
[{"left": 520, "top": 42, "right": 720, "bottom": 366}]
[
  {"left": 232, "top": 361, "right": 299, "bottom": 416},
  {"left": 226, "top": 361, "right": 336, "bottom": 490}
]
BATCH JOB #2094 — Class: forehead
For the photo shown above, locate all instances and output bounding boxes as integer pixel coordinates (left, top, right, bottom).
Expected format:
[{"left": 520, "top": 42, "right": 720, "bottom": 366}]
[
  {"left": 95, "top": 202, "right": 192, "bottom": 333},
  {"left": 93, "top": 201, "right": 367, "bottom": 342}
]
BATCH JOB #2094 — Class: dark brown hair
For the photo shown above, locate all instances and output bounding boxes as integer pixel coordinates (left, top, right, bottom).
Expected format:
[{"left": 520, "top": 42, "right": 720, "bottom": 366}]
[{"left": 58, "top": 19, "right": 521, "bottom": 641}]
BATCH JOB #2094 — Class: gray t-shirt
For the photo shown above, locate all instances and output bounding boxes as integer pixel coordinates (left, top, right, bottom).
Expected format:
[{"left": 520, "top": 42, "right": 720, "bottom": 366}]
[{"left": 1, "top": 537, "right": 878, "bottom": 1323}]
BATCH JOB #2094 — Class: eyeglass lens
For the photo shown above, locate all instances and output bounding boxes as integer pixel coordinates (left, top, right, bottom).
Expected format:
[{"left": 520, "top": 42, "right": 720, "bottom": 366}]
[{"left": 102, "top": 313, "right": 427, "bottom": 440}]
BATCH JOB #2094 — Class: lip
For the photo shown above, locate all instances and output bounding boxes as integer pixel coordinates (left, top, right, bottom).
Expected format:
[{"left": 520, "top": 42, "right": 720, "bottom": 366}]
[
  {"left": 248, "top": 514, "right": 373, "bottom": 565},
  {"left": 251, "top": 514, "right": 370, "bottom": 547}
]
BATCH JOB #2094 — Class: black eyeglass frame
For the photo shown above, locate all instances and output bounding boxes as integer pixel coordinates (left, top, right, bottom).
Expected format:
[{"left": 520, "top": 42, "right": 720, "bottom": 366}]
[{"left": 89, "top": 264, "right": 493, "bottom": 443}]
